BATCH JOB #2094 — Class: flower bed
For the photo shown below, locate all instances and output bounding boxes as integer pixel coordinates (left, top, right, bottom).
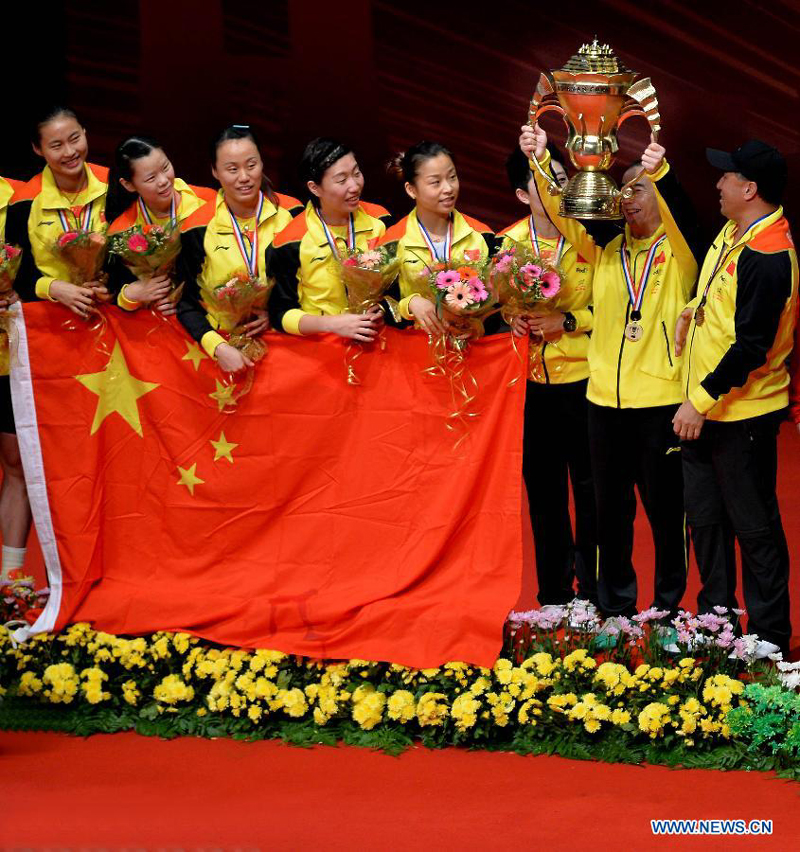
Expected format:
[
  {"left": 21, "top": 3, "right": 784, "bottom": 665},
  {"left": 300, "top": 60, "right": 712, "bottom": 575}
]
[{"left": 1, "top": 596, "right": 798, "bottom": 779}]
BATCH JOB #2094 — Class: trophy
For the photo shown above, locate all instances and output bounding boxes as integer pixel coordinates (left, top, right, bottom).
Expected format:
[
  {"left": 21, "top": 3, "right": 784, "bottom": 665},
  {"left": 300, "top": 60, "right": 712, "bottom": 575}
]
[{"left": 529, "top": 38, "right": 661, "bottom": 219}]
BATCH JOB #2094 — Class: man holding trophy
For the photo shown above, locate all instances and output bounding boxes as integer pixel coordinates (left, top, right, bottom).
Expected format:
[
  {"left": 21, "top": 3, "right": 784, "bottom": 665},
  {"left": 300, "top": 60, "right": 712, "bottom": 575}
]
[{"left": 518, "top": 41, "right": 702, "bottom": 628}]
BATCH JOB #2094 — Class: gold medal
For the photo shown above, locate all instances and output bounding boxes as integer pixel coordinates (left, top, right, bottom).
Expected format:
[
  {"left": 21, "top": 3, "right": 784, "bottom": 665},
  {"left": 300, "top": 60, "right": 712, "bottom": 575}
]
[
  {"left": 624, "top": 321, "right": 643, "bottom": 342},
  {"left": 695, "top": 306, "right": 705, "bottom": 327}
]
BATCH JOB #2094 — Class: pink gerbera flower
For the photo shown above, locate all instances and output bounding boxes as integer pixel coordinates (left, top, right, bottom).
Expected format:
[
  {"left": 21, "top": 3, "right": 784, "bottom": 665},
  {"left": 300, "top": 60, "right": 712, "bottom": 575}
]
[
  {"left": 540, "top": 271, "right": 561, "bottom": 298},
  {"left": 436, "top": 269, "right": 461, "bottom": 289},
  {"left": 468, "top": 278, "right": 489, "bottom": 302},
  {"left": 519, "top": 263, "right": 542, "bottom": 280},
  {"left": 444, "top": 281, "right": 475, "bottom": 309}
]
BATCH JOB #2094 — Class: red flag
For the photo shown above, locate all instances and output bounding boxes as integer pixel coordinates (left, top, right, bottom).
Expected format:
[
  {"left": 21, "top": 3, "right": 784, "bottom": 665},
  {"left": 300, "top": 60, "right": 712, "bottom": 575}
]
[{"left": 11, "top": 305, "right": 526, "bottom": 667}]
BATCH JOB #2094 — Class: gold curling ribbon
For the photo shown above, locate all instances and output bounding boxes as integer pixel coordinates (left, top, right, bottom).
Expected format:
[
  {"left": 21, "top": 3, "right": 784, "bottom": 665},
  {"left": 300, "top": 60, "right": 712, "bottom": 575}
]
[
  {"left": 61, "top": 307, "right": 110, "bottom": 358},
  {"left": 146, "top": 281, "right": 185, "bottom": 346}
]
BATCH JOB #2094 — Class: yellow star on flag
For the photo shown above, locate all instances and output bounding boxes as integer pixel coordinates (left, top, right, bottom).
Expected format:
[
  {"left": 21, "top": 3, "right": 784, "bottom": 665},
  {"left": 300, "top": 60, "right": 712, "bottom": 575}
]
[
  {"left": 182, "top": 341, "right": 208, "bottom": 371},
  {"left": 177, "top": 463, "right": 204, "bottom": 495},
  {"left": 209, "top": 379, "right": 237, "bottom": 412},
  {"left": 210, "top": 431, "right": 238, "bottom": 463},
  {"left": 75, "top": 341, "right": 159, "bottom": 437}
]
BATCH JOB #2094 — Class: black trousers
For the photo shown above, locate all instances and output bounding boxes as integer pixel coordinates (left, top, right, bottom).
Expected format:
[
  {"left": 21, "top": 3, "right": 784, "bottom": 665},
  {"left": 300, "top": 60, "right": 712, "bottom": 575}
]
[
  {"left": 588, "top": 402, "right": 688, "bottom": 618},
  {"left": 682, "top": 409, "right": 791, "bottom": 651},
  {"left": 523, "top": 379, "right": 597, "bottom": 606}
]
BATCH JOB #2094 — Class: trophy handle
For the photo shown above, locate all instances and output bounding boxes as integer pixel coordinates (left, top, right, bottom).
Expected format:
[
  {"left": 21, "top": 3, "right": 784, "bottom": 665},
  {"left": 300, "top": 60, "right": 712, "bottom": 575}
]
[
  {"left": 529, "top": 72, "right": 569, "bottom": 197},
  {"left": 617, "top": 77, "right": 661, "bottom": 198}
]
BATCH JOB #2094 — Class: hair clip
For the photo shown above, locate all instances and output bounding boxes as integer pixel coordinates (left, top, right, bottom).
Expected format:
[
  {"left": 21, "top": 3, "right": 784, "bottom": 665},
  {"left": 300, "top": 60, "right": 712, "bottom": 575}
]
[{"left": 232, "top": 124, "right": 251, "bottom": 130}]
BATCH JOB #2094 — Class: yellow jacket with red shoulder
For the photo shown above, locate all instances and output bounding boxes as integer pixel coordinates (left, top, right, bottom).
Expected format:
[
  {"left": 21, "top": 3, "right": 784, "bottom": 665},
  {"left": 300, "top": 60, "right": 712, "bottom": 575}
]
[
  {"left": 376, "top": 208, "right": 494, "bottom": 320},
  {"left": 0, "top": 176, "right": 25, "bottom": 376},
  {"left": 683, "top": 208, "right": 798, "bottom": 422},
  {"left": 106, "top": 178, "right": 217, "bottom": 309},
  {"left": 497, "top": 216, "right": 593, "bottom": 384},
  {"left": 266, "top": 200, "right": 391, "bottom": 335},
  {"left": 531, "top": 151, "right": 700, "bottom": 408},
  {"left": 175, "top": 189, "right": 302, "bottom": 357},
  {"left": 5, "top": 163, "right": 108, "bottom": 301}
]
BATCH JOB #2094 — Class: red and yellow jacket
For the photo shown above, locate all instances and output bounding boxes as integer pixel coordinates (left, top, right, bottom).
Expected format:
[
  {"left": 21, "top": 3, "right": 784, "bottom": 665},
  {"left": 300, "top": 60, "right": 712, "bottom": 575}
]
[
  {"left": 497, "top": 217, "right": 593, "bottom": 384},
  {"left": 267, "top": 201, "right": 391, "bottom": 335},
  {"left": 377, "top": 208, "right": 494, "bottom": 320},
  {"left": 683, "top": 208, "right": 798, "bottom": 422},
  {"left": 175, "top": 189, "right": 302, "bottom": 357},
  {"left": 106, "top": 178, "right": 217, "bottom": 309},
  {"left": 5, "top": 163, "right": 108, "bottom": 301},
  {"left": 0, "top": 176, "right": 24, "bottom": 376}
]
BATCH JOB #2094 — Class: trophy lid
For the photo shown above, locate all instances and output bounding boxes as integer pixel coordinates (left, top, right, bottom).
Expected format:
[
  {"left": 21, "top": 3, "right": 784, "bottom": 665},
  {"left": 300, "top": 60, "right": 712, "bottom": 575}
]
[{"left": 561, "top": 37, "right": 633, "bottom": 74}]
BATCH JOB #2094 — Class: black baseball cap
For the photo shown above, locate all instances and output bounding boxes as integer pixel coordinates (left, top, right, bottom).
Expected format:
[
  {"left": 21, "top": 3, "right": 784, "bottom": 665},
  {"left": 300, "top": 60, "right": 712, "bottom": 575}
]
[{"left": 706, "top": 140, "right": 787, "bottom": 204}]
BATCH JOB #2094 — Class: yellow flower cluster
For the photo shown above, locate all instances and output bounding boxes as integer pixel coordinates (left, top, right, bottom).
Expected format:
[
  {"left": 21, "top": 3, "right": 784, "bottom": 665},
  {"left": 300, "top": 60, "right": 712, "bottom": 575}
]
[{"left": 0, "top": 624, "right": 743, "bottom": 749}]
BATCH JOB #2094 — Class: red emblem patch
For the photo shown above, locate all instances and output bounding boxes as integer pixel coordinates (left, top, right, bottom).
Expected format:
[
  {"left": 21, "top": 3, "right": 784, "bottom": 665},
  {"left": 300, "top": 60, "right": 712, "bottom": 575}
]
[
  {"left": 726, "top": 261, "right": 736, "bottom": 275},
  {"left": 654, "top": 251, "right": 666, "bottom": 266}
]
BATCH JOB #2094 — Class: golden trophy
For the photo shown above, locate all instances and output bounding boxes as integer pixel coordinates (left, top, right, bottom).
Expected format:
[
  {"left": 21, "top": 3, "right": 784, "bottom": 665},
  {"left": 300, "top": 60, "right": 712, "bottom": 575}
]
[{"left": 529, "top": 38, "right": 661, "bottom": 219}]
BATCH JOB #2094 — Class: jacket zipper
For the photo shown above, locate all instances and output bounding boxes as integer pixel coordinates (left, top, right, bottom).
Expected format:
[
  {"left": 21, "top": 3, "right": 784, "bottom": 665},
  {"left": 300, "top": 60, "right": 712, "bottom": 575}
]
[
  {"left": 542, "top": 342, "right": 550, "bottom": 384},
  {"left": 616, "top": 304, "right": 629, "bottom": 409},
  {"left": 661, "top": 321, "right": 673, "bottom": 367}
]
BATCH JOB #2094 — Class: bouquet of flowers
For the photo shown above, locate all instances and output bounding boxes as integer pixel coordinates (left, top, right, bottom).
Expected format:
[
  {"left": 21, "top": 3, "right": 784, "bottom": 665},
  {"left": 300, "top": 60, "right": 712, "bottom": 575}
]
[
  {"left": 336, "top": 242, "right": 401, "bottom": 385},
  {"left": 0, "top": 242, "right": 22, "bottom": 299},
  {"left": 108, "top": 222, "right": 183, "bottom": 306},
  {"left": 491, "top": 240, "right": 564, "bottom": 381},
  {"left": 54, "top": 229, "right": 108, "bottom": 286},
  {"left": 0, "top": 242, "right": 23, "bottom": 371},
  {"left": 417, "top": 249, "right": 498, "bottom": 349},
  {"left": 411, "top": 249, "right": 499, "bottom": 448},
  {"left": 491, "top": 240, "right": 563, "bottom": 320},
  {"left": 202, "top": 270, "right": 272, "bottom": 363},
  {"left": 339, "top": 242, "right": 401, "bottom": 314},
  {"left": 0, "top": 573, "right": 50, "bottom": 627}
]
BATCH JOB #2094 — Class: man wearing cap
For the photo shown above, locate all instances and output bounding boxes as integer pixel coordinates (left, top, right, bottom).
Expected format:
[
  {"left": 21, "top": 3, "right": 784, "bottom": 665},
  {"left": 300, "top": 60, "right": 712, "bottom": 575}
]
[{"left": 674, "top": 140, "right": 798, "bottom": 657}]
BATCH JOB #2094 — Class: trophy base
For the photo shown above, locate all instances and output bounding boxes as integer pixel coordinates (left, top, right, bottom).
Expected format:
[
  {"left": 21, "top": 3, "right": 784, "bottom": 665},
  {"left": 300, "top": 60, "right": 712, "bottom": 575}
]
[{"left": 559, "top": 171, "right": 623, "bottom": 220}]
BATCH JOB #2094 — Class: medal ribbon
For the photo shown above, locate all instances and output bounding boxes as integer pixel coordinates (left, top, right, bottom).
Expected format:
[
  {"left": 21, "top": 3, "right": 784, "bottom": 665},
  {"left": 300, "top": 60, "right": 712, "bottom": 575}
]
[
  {"left": 620, "top": 234, "right": 667, "bottom": 317},
  {"left": 317, "top": 209, "right": 355, "bottom": 260},
  {"left": 418, "top": 215, "right": 453, "bottom": 262},
  {"left": 138, "top": 193, "right": 177, "bottom": 227},
  {"left": 696, "top": 211, "right": 775, "bottom": 309},
  {"left": 529, "top": 215, "right": 566, "bottom": 266},
  {"left": 227, "top": 191, "right": 265, "bottom": 276},
  {"left": 57, "top": 201, "right": 93, "bottom": 233}
]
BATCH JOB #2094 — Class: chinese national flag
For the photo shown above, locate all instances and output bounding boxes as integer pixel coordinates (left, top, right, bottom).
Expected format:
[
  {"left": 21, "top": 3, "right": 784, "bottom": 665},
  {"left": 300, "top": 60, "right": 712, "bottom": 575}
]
[{"left": 11, "top": 305, "right": 526, "bottom": 667}]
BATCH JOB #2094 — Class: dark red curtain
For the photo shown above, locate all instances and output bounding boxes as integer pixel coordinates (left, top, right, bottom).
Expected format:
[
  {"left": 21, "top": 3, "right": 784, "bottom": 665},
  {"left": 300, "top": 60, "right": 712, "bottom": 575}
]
[{"left": 4, "top": 0, "right": 798, "bottom": 241}]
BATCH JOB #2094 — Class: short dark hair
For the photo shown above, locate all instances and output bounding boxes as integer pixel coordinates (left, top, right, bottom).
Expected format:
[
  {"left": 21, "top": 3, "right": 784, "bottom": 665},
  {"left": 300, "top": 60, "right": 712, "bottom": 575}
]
[
  {"left": 506, "top": 144, "right": 564, "bottom": 192},
  {"left": 105, "top": 134, "right": 163, "bottom": 224},
  {"left": 30, "top": 106, "right": 81, "bottom": 146},
  {"left": 388, "top": 141, "right": 454, "bottom": 184}
]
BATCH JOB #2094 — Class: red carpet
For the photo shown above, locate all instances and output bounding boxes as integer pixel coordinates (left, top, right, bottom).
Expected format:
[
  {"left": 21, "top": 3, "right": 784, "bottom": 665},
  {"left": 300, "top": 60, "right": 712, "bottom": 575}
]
[
  {"left": 1, "top": 731, "right": 798, "bottom": 849},
  {"left": 2, "top": 425, "right": 799, "bottom": 847}
]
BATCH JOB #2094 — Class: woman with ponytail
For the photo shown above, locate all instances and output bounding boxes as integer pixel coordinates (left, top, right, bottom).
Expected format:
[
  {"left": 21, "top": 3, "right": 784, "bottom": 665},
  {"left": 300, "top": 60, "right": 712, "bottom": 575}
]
[
  {"left": 174, "top": 125, "right": 302, "bottom": 373},
  {"left": 378, "top": 142, "right": 495, "bottom": 335},
  {"left": 266, "top": 137, "right": 396, "bottom": 340},
  {"left": 105, "top": 135, "right": 216, "bottom": 313}
]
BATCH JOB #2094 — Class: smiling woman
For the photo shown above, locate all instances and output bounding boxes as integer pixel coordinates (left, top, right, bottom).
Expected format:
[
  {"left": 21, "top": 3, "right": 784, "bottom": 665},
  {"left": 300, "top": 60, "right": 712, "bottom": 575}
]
[
  {"left": 173, "top": 125, "right": 302, "bottom": 374},
  {"left": 105, "top": 135, "right": 218, "bottom": 315},
  {"left": 6, "top": 106, "right": 110, "bottom": 315},
  {"left": 266, "top": 136, "right": 397, "bottom": 341}
]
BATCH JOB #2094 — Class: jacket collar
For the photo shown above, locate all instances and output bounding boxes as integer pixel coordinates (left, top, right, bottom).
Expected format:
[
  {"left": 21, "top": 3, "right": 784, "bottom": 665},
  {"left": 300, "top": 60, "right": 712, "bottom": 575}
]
[
  {"left": 305, "top": 201, "right": 376, "bottom": 248},
  {"left": 403, "top": 208, "right": 475, "bottom": 251},
  {"left": 213, "top": 188, "right": 280, "bottom": 230},
  {"left": 41, "top": 163, "right": 106, "bottom": 210},
  {"left": 720, "top": 206, "right": 784, "bottom": 249}
]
